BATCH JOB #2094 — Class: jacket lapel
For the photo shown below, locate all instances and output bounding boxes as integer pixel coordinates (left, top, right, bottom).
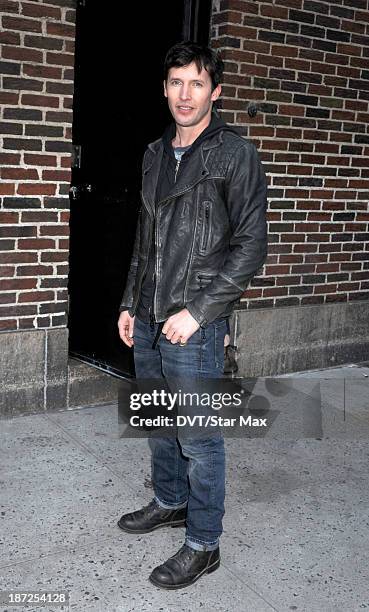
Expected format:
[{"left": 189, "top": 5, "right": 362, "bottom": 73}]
[{"left": 142, "top": 131, "right": 224, "bottom": 211}]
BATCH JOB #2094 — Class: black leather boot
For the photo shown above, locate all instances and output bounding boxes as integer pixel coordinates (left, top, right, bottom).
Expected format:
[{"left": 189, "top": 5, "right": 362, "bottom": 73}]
[
  {"left": 117, "top": 499, "right": 187, "bottom": 534},
  {"left": 149, "top": 544, "right": 220, "bottom": 589}
]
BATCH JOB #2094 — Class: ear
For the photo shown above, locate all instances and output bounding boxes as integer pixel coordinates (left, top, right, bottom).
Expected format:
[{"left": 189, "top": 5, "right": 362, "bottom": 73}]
[
  {"left": 163, "top": 80, "right": 168, "bottom": 98},
  {"left": 211, "top": 84, "right": 221, "bottom": 102}
]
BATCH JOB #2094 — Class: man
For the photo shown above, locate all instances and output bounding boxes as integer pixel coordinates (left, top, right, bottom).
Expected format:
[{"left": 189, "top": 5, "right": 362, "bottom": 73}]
[{"left": 117, "top": 41, "right": 268, "bottom": 589}]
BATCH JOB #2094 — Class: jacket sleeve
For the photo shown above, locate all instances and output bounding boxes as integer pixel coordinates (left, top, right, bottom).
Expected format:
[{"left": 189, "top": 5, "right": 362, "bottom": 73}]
[
  {"left": 118, "top": 208, "right": 141, "bottom": 313},
  {"left": 186, "top": 141, "right": 268, "bottom": 326}
]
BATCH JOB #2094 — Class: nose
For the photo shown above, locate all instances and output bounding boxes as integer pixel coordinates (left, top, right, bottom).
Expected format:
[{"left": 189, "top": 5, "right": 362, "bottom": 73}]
[{"left": 179, "top": 84, "right": 191, "bottom": 100}]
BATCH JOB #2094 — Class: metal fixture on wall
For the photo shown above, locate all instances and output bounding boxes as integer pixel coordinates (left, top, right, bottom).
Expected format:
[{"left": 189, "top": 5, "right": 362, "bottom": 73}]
[{"left": 247, "top": 103, "right": 258, "bottom": 118}]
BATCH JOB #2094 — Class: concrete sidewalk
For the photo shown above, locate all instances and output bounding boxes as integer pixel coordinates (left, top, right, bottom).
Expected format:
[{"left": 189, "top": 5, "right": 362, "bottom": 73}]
[{"left": 1, "top": 363, "right": 369, "bottom": 612}]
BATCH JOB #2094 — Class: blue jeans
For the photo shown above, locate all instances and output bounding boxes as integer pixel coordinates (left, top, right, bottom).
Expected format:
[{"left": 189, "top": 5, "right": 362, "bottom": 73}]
[{"left": 133, "top": 314, "right": 227, "bottom": 552}]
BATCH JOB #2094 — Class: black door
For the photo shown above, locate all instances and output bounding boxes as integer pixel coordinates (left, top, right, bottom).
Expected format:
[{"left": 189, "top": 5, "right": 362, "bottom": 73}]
[{"left": 68, "top": 0, "right": 212, "bottom": 378}]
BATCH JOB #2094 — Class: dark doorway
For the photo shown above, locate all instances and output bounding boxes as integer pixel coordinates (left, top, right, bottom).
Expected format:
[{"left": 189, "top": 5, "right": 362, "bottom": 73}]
[{"left": 68, "top": 0, "right": 212, "bottom": 378}]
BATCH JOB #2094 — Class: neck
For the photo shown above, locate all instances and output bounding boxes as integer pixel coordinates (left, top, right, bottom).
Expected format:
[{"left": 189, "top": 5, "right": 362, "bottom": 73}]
[{"left": 172, "top": 113, "right": 212, "bottom": 148}]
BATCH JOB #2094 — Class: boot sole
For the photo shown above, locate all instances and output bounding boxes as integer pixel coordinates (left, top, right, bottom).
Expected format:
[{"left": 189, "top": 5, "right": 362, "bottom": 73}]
[
  {"left": 117, "top": 519, "right": 186, "bottom": 534},
  {"left": 148, "top": 557, "right": 220, "bottom": 590}
]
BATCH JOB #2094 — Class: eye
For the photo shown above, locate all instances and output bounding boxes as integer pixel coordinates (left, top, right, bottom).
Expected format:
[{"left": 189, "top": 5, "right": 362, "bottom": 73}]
[
  {"left": 193, "top": 82, "right": 203, "bottom": 87},
  {"left": 171, "top": 80, "right": 181, "bottom": 86}
]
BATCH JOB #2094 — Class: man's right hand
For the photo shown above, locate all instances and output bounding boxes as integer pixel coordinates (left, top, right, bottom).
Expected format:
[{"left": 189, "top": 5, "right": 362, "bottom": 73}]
[{"left": 118, "top": 310, "right": 135, "bottom": 348}]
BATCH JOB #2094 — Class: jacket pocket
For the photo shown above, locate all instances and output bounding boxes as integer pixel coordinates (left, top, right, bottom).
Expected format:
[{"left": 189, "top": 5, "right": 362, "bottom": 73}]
[
  {"left": 199, "top": 201, "right": 212, "bottom": 254},
  {"left": 197, "top": 273, "right": 215, "bottom": 289}
]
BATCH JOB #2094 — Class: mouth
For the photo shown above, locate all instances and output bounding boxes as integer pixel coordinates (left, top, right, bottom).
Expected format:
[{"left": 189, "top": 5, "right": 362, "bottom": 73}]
[{"left": 177, "top": 106, "right": 194, "bottom": 111}]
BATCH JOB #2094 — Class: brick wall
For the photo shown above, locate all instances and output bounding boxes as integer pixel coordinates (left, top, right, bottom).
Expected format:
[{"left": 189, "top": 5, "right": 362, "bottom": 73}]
[
  {"left": 0, "top": 0, "right": 75, "bottom": 331},
  {"left": 211, "top": 0, "right": 369, "bottom": 309}
]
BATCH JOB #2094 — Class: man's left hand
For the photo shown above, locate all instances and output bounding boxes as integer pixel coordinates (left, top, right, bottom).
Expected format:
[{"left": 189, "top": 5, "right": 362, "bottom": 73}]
[{"left": 162, "top": 308, "right": 200, "bottom": 344}]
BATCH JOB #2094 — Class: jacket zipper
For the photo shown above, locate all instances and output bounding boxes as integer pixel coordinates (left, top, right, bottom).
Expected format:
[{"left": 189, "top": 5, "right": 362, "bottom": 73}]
[
  {"left": 174, "top": 158, "right": 180, "bottom": 183},
  {"left": 153, "top": 207, "right": 161, "bottom": 321},
  {"left": 200, "top": 202, "right": 210, "bottom": 252},
  {"left": 155, "top": 170, "right": 207, "bottom": 209}
]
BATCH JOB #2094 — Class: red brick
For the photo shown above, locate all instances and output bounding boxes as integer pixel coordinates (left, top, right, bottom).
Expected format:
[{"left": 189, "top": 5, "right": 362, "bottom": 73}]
[
  {"left": 339, "top": 282, "right": 360, "bottom": 291},
  {"left": 213, "top": 10, "right": 243, "bottom": 24},
  {"left": 315, "top": 144, "right": 339, "bottom": 154},
  {"left": 345, "top": 222, "right": 367, "bottom": 232},
  {"left": 18, "top": 290, "right": 54, "bottom": 302},
  {"left": 40, "top": 252, "right": 68, "bottom": 262},
  {"left": 0, "top": 1, "right": 20, "bottom": 14},
  {"left": 46, "top": 52, "right": 74, "bottom": 67},
  {"left": 0, "top": 292, "right": 17, "bottom": 305},
  {"left": 17, "top": 238, "right": 55, "bottom": 249},
  {"left": 0, "top": 29, "right": 20, "bottom": 45},
  {"left": 0, "top": 211, "right": 18, "bottom": 223},
  {"left": 0, "top": 251, "right": 37, "bottom": 263},
  {"left": 16, "top": 265, "right": 53, "bottom": 276},
  {"left": 265, "top": 265, "right": 290, "bottom": 274},
  {"left": 60, "top": 211, "right": 70, "bottom": 222},
  {"left": 262, "top": 140, "right": 289, "bottom": 151},
  {"left": 0, "top": 266, "right": 15, "bottom": 277},
  {"left": 240, "top": 63, "right": 268, "bottom": 77},
  {"left": 249, "top": 126, "right": 275, "bottom": 137},
  {"left": 294, "top": 244, "right": 318, "bottom": 253},
  {"left": 356, "top": 10, "right": 369, "bottom": 23},
  {"left": 260, "top": 4, "right": 288, "bottom": 18},
  {"left": 3, "top": 15, "right": 42, "bottom": 32},
  {"left": 263, "top": 287, "right": 288, "bottom": 297},
  {"left": 0, "top": 153, "right": 20, "bottom": 164},
  {"left": 345, "top": 99, "right": 368, "bottom": 111},
  {"left": 325, "top": 179, "right": 349, "bottom": 188},
  {"left": 295, "top": 223, "right": 320, "bottom": 232},
  {"left": 60, "top": 155, "right": 71, "bottom": 168},
  {"left": 21, "top": 94, "right": 59, "bottom": 108},
  {"left": 42, "top": 169, "right": 71, "bottom": 181},
  {"left": 279, "top": 104, "right": 305, "bottom": 116},
  {"left": 314, "top": 284, "right": 337, "bottom": 294},
  {"left": 237, "top": 88, "right": 265, "bottom": 100},
  {"left": 23, "top": 64, "right": 62, "bottom": 79},
  {"left": 0, "top": 320, "right": 17, "bottom": 330},
  {"left": 316, "top": 263, "right": 340, "bottom": 273},
  {"left": 287, "top": 165, "right": 312, "bottom": 175},
  {"left": 21, "top": 211, "right": 58, "bottom": 222},
  {"left": 243, "top": 40, "right": 271, "bottom": 54},
  {"left": 0, "top": 278, "right": 36, "bottom": 290},
  {"left": 280, "top": 233, "right": 306, "bottom": 242},
  {"left": 351, "top": 57, "right": 369, "bottom": 69},
  {"left": 0, "top": 183, "right": 16, "bottom": 195},
  {"left": 219, "top": 23, "right": 254, "bottom": 38},
  {"left": 271, "top": 45, "right": 298, "bottom": 58},
  {"left": 242, "top": 288, "right": 262, "bottom": 298},
  {"left": 40, "top": 225, "right": 69, "bottom": 236},
  {"left": 20, "top": 2, "right": 61, "bottom": 19},
  {"left": 24, "top": 154, "right": 57, "bottom": 167},
  {"left": 2, "top": 168, "right": 39, "bottom": 180},
  {"left": 46, "top": 22, "right": 75, "bottom": 38},
  {"left": 2, "top": 45, "right": 43, "bottom": 63},
  {"left": 17, "top": 183, "right": 56, "bottom": 196},
  {"left": 0, "top": 92, "right": 19, "bottom": 104}
]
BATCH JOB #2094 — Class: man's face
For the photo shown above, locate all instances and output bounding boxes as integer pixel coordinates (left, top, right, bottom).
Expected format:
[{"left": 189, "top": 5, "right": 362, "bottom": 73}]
[{"left": 163, "top": 62, "right": 221, "bottom": 129}]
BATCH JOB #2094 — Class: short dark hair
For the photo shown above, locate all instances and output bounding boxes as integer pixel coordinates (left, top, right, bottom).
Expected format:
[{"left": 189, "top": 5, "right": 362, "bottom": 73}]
[{"left": 163, "top": 40, "right": 224, "bottom": 91}]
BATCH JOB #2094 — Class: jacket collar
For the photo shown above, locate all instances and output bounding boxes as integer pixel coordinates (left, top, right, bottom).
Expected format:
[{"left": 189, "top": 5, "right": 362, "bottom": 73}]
[{"left": 142, "top": 131, "right": 224, "bottom": 213}]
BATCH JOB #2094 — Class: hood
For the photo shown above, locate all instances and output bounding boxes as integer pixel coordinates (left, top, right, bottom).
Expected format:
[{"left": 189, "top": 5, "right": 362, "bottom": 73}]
[{"left": 162, "top": 109, "right": 239, "bottom": 161}]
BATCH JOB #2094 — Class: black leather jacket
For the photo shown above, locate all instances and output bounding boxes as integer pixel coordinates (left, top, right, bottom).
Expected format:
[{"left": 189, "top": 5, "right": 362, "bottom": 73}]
[{"left": 119, "top": 128, "right": 268, "bottom": 327}]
